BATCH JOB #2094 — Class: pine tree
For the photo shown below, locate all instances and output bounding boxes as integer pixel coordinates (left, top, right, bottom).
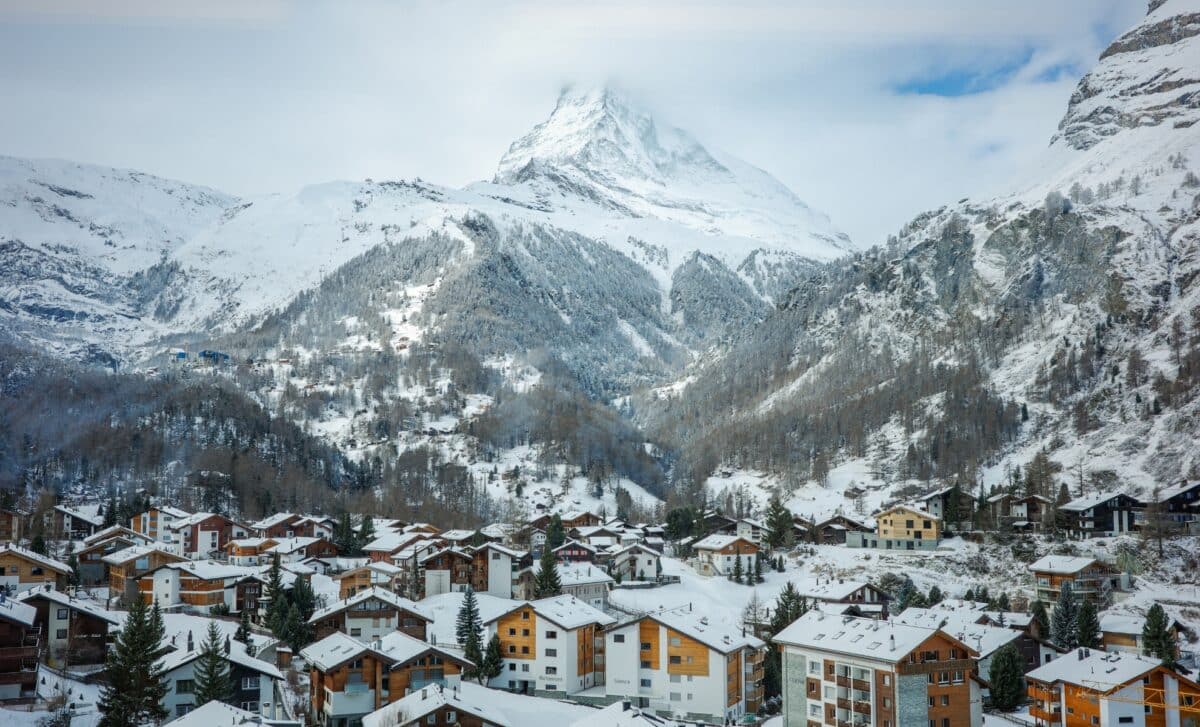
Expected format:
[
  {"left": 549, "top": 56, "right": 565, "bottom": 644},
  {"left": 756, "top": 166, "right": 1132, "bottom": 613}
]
[
  {"left": 234, "top": 608, "right": 256, "bottom": 657},
  {"left": 1142, "top": 603, "right": 1177, "bottom": 667},
  {"left": 479, "top": 633, "right": 504, "bottom": 684},
  {"left": 1076, "top": 600, "right": 1101, "bottom": 649},
  {"left": 533, "top": 548, "right": 562, "bottom": 598},
  {"left": 1031, "top": 599, "right": 1049, "bottom": 637},
  {"left": 456, "top": 587, "right": 482, "bottom": 649},
  {"left": 1050, "top": 581, "right": 1080, "bottom": 650},
  {"left": 356, "top": 515, "right": 376, "bottom": 556},
  {"left": 103, "top": 494, "right": 118, "bottom": 527},
  {"left": 264, "top": 554, "right": 288, "bottom": 636},
  {"left": 988, "top": 643, "right": 1024, "bottom": 710},
  {"left": 996, "top": 592, "right": 1011, "bottom": 611},
  {"left": 282, "top": 603, "right": 305, "bottom": 653},
  {"left": 291, "top": 574, "right": 317, "bottom": 622},
  {"left": 98, "top": 598, "right": 168, "bottom": 727},
  {"left": 928, "top": 585, "right": 943, "bottom": 605},
  {"left": 753, "top": 553, "right": 764, "bottom": 583},
  {"left": 731, "top": 552, "right": 744, "bottom": 584},
  {"left": 764, "top": 498, "right": 794, "bottom": 550},
  {"left": 192, "top": 621, "right": 234, "bottom": 707},
  {"left": 333, "top": 512, "right": 356, "bottom": 554},
  {"left": 31, "top": 533, "right": 46, "bottom": 555},
  {"left": 546, "top": 515, "right": 566, "bottom": 550}
]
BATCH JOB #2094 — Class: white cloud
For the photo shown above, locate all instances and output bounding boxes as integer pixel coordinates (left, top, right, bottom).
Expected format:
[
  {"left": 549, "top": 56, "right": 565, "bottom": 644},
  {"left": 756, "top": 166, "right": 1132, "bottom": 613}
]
[{"left": 0, "top": 0, "right": 1145, "bottom": 246}]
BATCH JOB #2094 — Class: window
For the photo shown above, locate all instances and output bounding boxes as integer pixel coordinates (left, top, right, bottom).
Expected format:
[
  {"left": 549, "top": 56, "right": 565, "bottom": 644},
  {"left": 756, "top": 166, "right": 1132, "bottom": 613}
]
[
  {"left": 671, "top": 674, "right": 682, "bottom": 683},
  {"left": 670, "top": 692, "right": 681, "bottom": 701},
  {"left": 884, "top": 698, "right": 891, "bottom": 708},
  {"left": 941, "top": 695, "right": 949, "bottom": 706},
  {"left": 545, "top": 630, "right": 557, "bottom": 639},
  {"left": 446, "top": 712, "right": 456, "bottom": 723},
  {"left": 641, "top": 642, "right": 651, "bottom": 652},
  {"left": 56, "top": 629, "right": 67, "bottom": 639},
  {"left": 241, "top": 702, "right": 258, "bottom": 713},
  {"left": 508, "top": 663, "right": 516, "bottom": 671},
  {"left": 242, "top": 676, "right": 260, "bottom": 690},
  {"left": 641, "top": 661, "right": 651, "bottom": 669},
  {"left": 906, "top": 520, "right": 915, "bottom": 529},
  {"left": 545, "top": 666, "right": 557, "bottom": 675},
  {"left": 350, "top": 628, "right": 362, "bottom": 637},
  {"left": 349, "top": 659, "right": 363, "bottom": 670},
  {"left": 669, "top": 656, "right": 681, "bottom": 665},
  {"left": 508, "top": 645, "right": 516, "bottom": 654},
  {"left": 545, "top": 649, "right": 557, "bottom": 657},
  {"left": 522, "top": 629, "right": 530, "bottom": 637},
  {"left": 426, "top": 716, "right": 436, "bottom": 725},
  {"left": 882, "top": 675, "right": 890, "bottom": 686},
  {"left": 640, "top": 679, "right": 652, "bottom": 688},
  {"left": 1119, "top": 718, "right": 1134, "bottom": 724},
  {"left": 669, "top": 637, "right": 681, "bottom": 647},
  {"left": 943, "top": 719, "right": 950, "bottom": 727},
  {"left": 924, "top": 520, "right": 932, "bottom": 529},
  {"left": 521, "top": 664, "right": 529, "bottom": 672},
  {"left": 56, "top": 608, "right": 68, "bottom": 619},
  {"left": 952, "top": 670, "right": 963, "bottom": 684},
  {"left": 614, "top": 634, "right": 625, "bottom": 643},
  {"left": 521, "top": 646, "right": 529, "bottom": 655},
  {"left": 544, "top": 684, "right": 557, "bottom": 691},
  {"left": 521, "top": 611, "right": 530, "bottom": 620},
  {"left": 176, "top": 705, "right": 192, "bottom": 717},
  {"left": 493, "top": 552, "right": 500, "bottom": 560},
  {"left": 176, "top": 680, "right": 194, "bottom": 694},
  {"left": 928, "top": 697, "right": 935, "bottom": 707}
]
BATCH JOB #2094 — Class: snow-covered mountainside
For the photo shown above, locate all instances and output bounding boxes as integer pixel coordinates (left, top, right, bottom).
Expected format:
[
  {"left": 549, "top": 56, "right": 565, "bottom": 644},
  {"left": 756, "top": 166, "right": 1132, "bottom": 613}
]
[{"left": 653, "top": 0, "right": 1200, "bottom": 506}]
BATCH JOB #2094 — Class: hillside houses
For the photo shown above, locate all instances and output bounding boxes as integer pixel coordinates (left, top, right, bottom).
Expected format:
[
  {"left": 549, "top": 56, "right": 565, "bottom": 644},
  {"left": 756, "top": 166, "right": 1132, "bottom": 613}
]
[
  {"left": 104, "top": 543, "right": 188, "bottom": 604},
  {"left": 1028, "top": 555, "right": 1124, "bottom": 605},
  {"left": 17, "top": 585, "right": 121, "bottom": 666},
  {"left": 689, "top": 535, "right": 758, "bottom": 577},
  {"left": 0, "top": 544, "right": 72, "bottom": 592},
  {"left": 1058, "top": 492, "right": 1142, "bottom": 538},
  {"left": 0, "top": 596, "right": 40, "bottom": 702},
  {"left": 309, "top": 586, "right": 433, "bottom": 642},
  {"left": 158, "top": 628, "right": 284, "bottom": 719},
  {"left": 847, "top": 504, "right": 941, "bottom": 550}
]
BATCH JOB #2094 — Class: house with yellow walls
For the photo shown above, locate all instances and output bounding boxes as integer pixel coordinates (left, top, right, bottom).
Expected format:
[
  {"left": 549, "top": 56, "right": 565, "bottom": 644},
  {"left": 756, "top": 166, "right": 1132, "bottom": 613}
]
[{"left": 847, "top": 504, "right": 942, "bottom": 551}]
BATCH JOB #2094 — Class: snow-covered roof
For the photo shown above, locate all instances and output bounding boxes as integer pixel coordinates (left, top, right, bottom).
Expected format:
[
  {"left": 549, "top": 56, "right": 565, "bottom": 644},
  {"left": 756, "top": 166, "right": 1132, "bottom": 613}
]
[
  {"left": 1158, "top": 480, "right": 1200, "bottom": 500},
  {"left": 791, "top": 577, "right": 875, "bottom": 602},
  {"left": 362, "top": 682, "right": 511, "bottom": 727},
  {"left": 473, "top": 542, "right": 526, "bottom": 559},
  {"left": 17, "top": 585, "right": 122, "bottom": 625},
  {"left": 479, "top": 523, "right": 512, "bottom": 539},
  {"left": 876, "top": 504, "right": 940, "bottom": 521},
  {"left": 0, "top": 543, "right": 72, "bottom": 573},
  {"left": 529, "top": 594, "right": 615, "bottom": 630},
  {"left": 419, "top": 546, "right": 473, "bottom": 565},
  {"left": 226, "top": 537, "right": 276, "bottom": 549},
  {"left": 158, "top": 634, "right": 283, "bottom": 679},
  {"left": 82, "top": 525, "right": 150, "bottom": 546},
  {"left": 55, "top": 504, "right": 103, "bottom": 525},
  {"left": 162, "top": 699, "right": 265, "bottom": 727},
  {"left": 299, "top": 630, "right": 370, "bottom": 671},
  {"left": 553, "top": 539, "right": 598, "bottom": 553},
  {"left": 609, "top": 542, "right": 662, "bottom": 558},
  {"left": 920, "top": 485, "right": 958, "bottom": 500},
  {"left": 267, "top": 536, "right": 322, "bottom": 553},
  {"left": 423, "top": 591, "right": 522, "bottom": 647},
  {"left": 362, "top": 530, "right": 428, "bottom": 553},
  {"left": 165, "top": 559, "right": 256, "bottom": 581},
  {"left": 1060, "top": 491, "right": 1131, "bottom": 511},
  {"left": 894, "top": 608, "right": 1020, "bottom": 658},
  {"left": 154, "top": 505, "right": 192, "bottom": 518},
  {"left": 557, "top": 563, "right": 614, "bottom": 587},
  {"left": 691, "top": 534, "right": 754, "bottom": 551},
  {"left": 570, "top": 701, "right": 680, "bottom": 726},
  {"left": 439, "top": 529, "right": 476, "bottom": 541},
  {"left": 1028, "top": 554, "right": 1099, "bottom": 574},
  {"left": 0, "top": 594, "right": 38, "bottom": 627},
  {"left": 373, "top": 630, "right": 467, "bottom": 667},
  {"left": 1026, "top": 648, "right": 1161, "bottom": 689},
  {"left": 101, "top": 543, "right": 180, "bottom": 565},
  {"left": 642, "top": 605, "right": 763, "bottom": 654},
  {"left": 775, "top": 609, "right": 968, "bottom": 662},
  {"left": 308, "top": 586, "right": 431, "bottom": 624},
  {"left": 1099, "top": 613, "right": 1147, "bottom": 635},
  {"left": 250, "top": 512, "right": 298, "bottom": 530}
]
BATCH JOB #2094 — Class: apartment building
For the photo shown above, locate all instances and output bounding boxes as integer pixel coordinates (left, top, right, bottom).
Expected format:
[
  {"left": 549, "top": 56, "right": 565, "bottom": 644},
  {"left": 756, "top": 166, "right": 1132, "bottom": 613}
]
[
  {"left": 603, "top": 605, "right": 766, "bottom": 724},
  {"left": 140, "top": 560, "right": 256, "bottom": 612},
  {"left": 1028, "top": 555, "right": 1122, "bottom": 605},
  {"left": 362, "top": 682, "right": 512, "bottom": 727},
  {"left": 1058, "top": 493, "right": 1142, "bottom": 539},
  {"left": 608, "top": 543, "right": 662, "bottom": 583},
  {"left": 793, "top": 577, "right": 892, "bottom": 619},
  {"left": 159, "top": 631, "right": 284, "bottom": 719},
  {"left": 848, "top": 505, "right": 942, "bottom": 551},
  {"left": 301, "top": 630, "right": 471, "bottom": 726},
  {"left": 775, "top": 610, "right": 982, "bottom": 727},
  {"left": 130, "top": 505, "right": 191, "bottom": 542},
  {"left": 483, "top": 594, "right": 615, "bottom": 697},
  {"left": 335, "top": 562, "right": 404, "bottom": 599},
  {"left": 76, "top": 529, "right": 151, "bottom": 586},
  {"left": 249, "top": 513, "right": 304, "bottom": 539},
  {"left": 309, "top": 586, "right": 432, "bottom": 642},
  {"left": 165, "top": 512, "right": 248, "bottom": 559},
  {"left": 470, "top": 543, "right": 526, "bottom": 599},
  {"left": 1098, "top": 613, "right": 1180, "bottom": 655},
  {"left": 266, "top": 536, "right": 339, "bottom": 564},
  {"left": 104, "top": 544, "right": 188, "bottom": 604},
  {"left": 18, "top": 586, "right": 121, "bottom": 666},
  {"left": 223, "top": 537, "right": 279, "bottom": 566},
  {"left": 1026, "top": 647, "right": 1200, "bottom": 727},
  {"left": 557, "top": 563, "right": 614, "bottom": 609}
]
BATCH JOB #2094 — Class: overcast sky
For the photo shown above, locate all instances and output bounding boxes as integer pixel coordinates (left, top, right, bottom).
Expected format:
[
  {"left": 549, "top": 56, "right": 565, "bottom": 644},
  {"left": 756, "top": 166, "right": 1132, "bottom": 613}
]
[{"left": 0, "top": 0, "right": 1143, "bottom": 246}]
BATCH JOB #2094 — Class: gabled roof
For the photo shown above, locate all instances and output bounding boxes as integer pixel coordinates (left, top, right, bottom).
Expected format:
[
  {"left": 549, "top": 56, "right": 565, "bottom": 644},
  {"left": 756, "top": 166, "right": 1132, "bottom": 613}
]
[
  {"left": 791, "top": 577, "right": 878, "bottom": 602},
  {"left": 307, "top": 586, "right": 431, "bottom": 624},
  {"left": 439, "top": 529, "right": 477, "bottom": 541},
  {"left": 1060, "top": 491, "right": 1135, "bottom": 511},
  {"left": 299, "top": 630, "right": 370, "bottom": 671},
  {"left": 875, "top": 504, "right": 940, "bottom": 521},
  {"left": 152, "top": 505, "right": 192, "bottom": 519},
  {"left": 571, "top": 701, "right": 680, "bottom": 726},
  {"left": 471, "top": 541, "right": 525, "bottom": 559},
  {"left": 0, "top": 594, "right": 37, "bottom": 627},
  {"left": 637, "top": 605, "right": 764, "bottom": 654},
  {"left": 161, "top": 559, "right": 256, "bottom": 581},
  {"left": 608, "top": 542, "right": 662, "bottom": 558},
  {"left": 82, "top": 524, "right": 151, "bottom": 546},
  {"left": 893, "top": 608, "right": 1021, "bottom": 658},
  {"left": 362, "top": 683, "right": 510, "bottom": 727},
  {"left": 162, "top": 700, "right": 264, "bottom": 727},
  {"left": 101, "top": 543, "right": 182, "bottom": 565},
  {"left": 419, "top": 546, "right": 473, "bottom": 565},
  {"left": 691, "top": 534, "right": 755, "bottom": 551},
  {"left": 483, "top": 595, "right": 615, "bottom": 631},
  {"left": 1028, "top": 554, "right": 1099, "bottom": 574},
  {"left": 362, "top": 530, "right": 429, "bottom": 553},
  {"left": 813, "top": 514, "right": 868, "bottom": 529},
  {"left": 266, "top": 536, "right": 325, "bottom": 554},
  {"left": 250, "top": 512, "right": 299, "bottom": 530},
  {"left": 1025, "top": 648, "right": 1168, "bottom": 690},
  {"left": 158, "top": 634, "right": 283, "bottom": 679},
  {"left": 557, "top": 563, "right": 615, "bottom": 587},
  {"left": 225, "top": 537, "right": 277, "bottom": 549},
  {"left": 552, "top": 538, "right": 598, "bottom": 554},
  {"left": 0, "top": 543, "right": 72, "bottom": 573},
  {"left": 775, "top": 609, "right": 975, "bottom": 663},
  {"left": 374, "top": 630, "right": 470, "bottom": 668},
  {"left": 54, "top": 504, "right": 104, "bottom": 526},
  {"left": 920, "top": 485, "right": 959, "bottom": 500},
  {"left": 166, "top": 511, "right": 243, "bottom": 531},
  {"left": 17, "top": 585, "right": 122, "bottom": 625}
]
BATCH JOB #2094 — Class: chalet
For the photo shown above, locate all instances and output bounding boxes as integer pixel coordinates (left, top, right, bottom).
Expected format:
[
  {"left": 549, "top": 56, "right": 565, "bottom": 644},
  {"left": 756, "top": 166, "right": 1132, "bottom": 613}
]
[
  {"left": 77, "top": 532, "right": 146, "bottom": 586},
  {"left": 250, "top": 513, "right": 304, "bottom": 539},
  {"left": 335, "top": 561, "right": 405, "bottom": 600},
  {"left": 557, "top": 563, "right": 614, "bottom": 609},
  {"left": 308, "top": 586, "right": 432, "bottom": 642},
  {"left": 82, "top": 524, "right": 152, "bottom": 549},
  {"left": 17, "top": 586, "right": 120, "bottom": 666},
  {"left": 438, "top": 529, "right": 478, "bottom": 547},
  {"left": 530, "top": 510, "right": 601, "bottom": 531},
  {"left": 604, "top": 604, "right": 766, "bottom": 724},
  {"left": 0, "top": 509, "right": 23, "bottom": 544},
  {"left": 266, "top": 536, "right": 339, "bottom": 563},
  {"left": 292, "top": 515, "right": 337, "bottom": 540},
  {"left": 362, "top": 531, "right": 435, "bottom": 564},
  {"left": 223, "top": 537, "right": 279, "bottom": 566},
  {"left": 131, "top": 505, "right": 191, "bottom": 542},
  {"left": 894, "top": 607, "right": 1034, "bottom": 697},
  {"left": 402, "top": 523, "right": 441, "bottom": 536},
  {"left": 0, "top": 544, "right": 72, "bottom": 592},
  {"left": 1026, "top": 648, "right": 1200, "bottom": 727},
  {"left": 913, "top": 599, "right": 1057, "bottom": 669},
  {"left": 987, "top": 493, "right": 1053, "bottom": 530},
  {"left": 697, "top": 510, "right": 738, "bottom": 536},
  {"left": 734, "top": 518, "right": 767, "bottom": 546},
  {"left": 158, "top": 630, "right": 284, "bottom": 719},
  {"left": 140, "top": 560, "right": 256, "bottom": 612},
  {"left": 552, "top": 539, "right": 598, "bottom": 564},
  {"left": 809, "top": 514, "right": 870, "bottom": 545},
  {"left": 1058, "top": 491, "right": 1141, "bottom": 538},
  {"left": 361, "top": 682, "right": 511, "bottom": 727},
  {"left": 791, "top": 577, "right": 891, "bottom": 619},
  {"left": 571, "top": 525, "right": 627, "bottom": 550},
  {"left": 52, "top": 505, "right": 103, "bottom": 540},
  {"left": 918, "top": 484, "right": 972, "bottom": 530},
  {"left": 608, "top": 543, "right": 661, "bottom": 583},
  {"left": 1157, "top": 479, "right": 1200, "bottom": 534},
  {"left": 776, "top": 610, "right": 981, "bottom": 727},
  {"left": 0, "top": 595, "right": 40, "bottom": 702},
  {"left": 1029, "top": 555, "right": 1123, "bottom": 605},
  {"left": 103, "top": 544, "right": 188, "bottom": 604},
  {"left": 160, "top": 701, "right": 295, "bottom": 727},
  {"left": 847, "top": 504, "right": 941, "bottom": 550},
  {"left": 421, "top": 548, "right": 473, "bottom": 598},
  {"left": 484, "top": 594, "right": 615, "bottom": 696},
  {"left": 469, "top": 543, "right": 527, "bottom": 599},
  {"left": 689, "top": 534, "right": 758, "bottom": 577},
  {"left": 302, "top": 630, "right": 472, "bottom": 726},
  {"left": 1098, "top": 612, "right": 1180, "bottom": 654},
  {"left": 166, "top": 512, "right": 248, "bottom": 559}
]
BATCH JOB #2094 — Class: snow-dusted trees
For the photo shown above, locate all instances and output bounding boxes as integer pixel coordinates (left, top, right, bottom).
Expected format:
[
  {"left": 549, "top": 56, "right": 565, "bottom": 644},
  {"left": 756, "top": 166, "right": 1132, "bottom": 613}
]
[{"left": 1050, "top": 581, "right": 1080, "bottom": 650}]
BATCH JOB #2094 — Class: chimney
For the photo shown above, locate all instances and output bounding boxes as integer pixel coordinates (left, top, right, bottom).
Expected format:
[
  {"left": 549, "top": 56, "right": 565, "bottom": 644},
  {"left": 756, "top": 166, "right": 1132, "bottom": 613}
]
[
  {"left": 186, "top": 631, "right": 194, "bottom": 652},
  {"left": 225, "top": 635, "right": 231, "bottom": 655},
  {"left": 622, "top": 700, "right": 632, "bottom": 712},
  {"left": 889, "top": 635, "right": 895, "bottom": 651}
]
